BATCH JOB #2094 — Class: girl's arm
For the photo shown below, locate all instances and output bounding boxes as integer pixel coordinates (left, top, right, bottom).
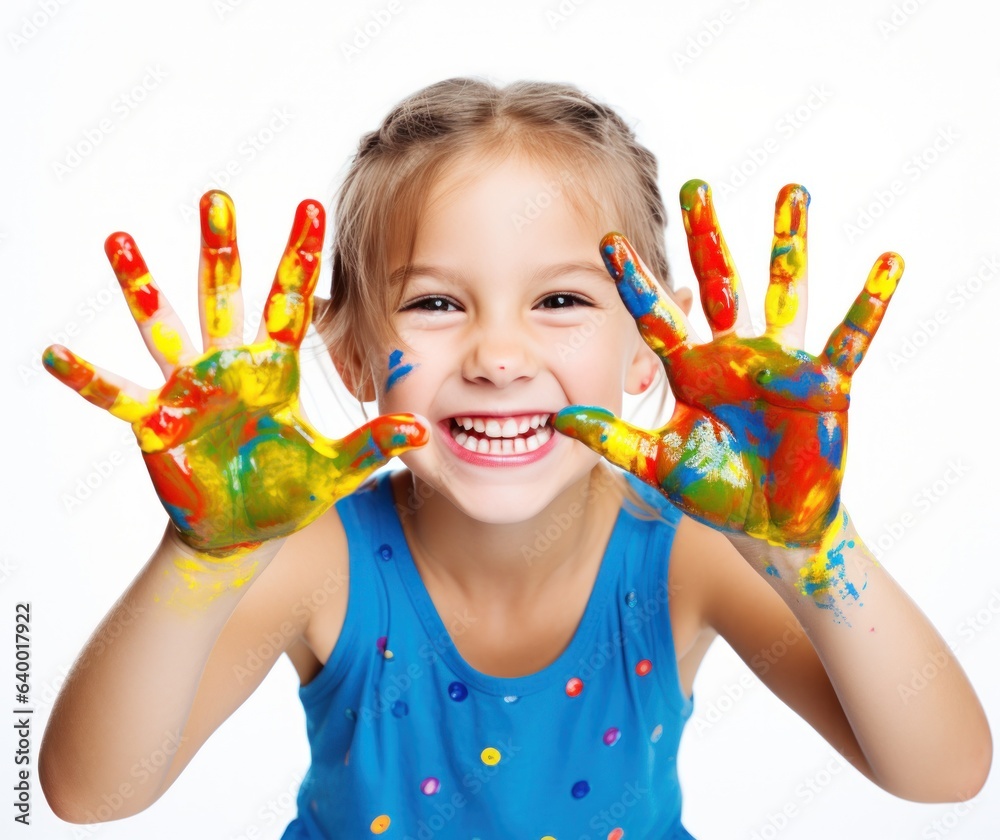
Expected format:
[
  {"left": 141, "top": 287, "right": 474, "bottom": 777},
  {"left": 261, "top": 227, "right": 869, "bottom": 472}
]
[
  {"left": 41, "top": 530, "right": 285, "bottom": 821},
  {"left": 40, "top": 506, "right": 349, "bottom": 822},
  {"left": 555, "top": 179, "right": 991, "bottom": 801},
  {"left": 674, "top": 513, "right": 990, "bottom": 801},
  {"left": 39, "top": 190, "right": 426, "bottom": 821}
]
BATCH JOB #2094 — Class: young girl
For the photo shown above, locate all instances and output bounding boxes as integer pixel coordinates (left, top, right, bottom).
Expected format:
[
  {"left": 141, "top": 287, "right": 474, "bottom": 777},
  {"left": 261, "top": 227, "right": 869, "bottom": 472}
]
[{"left": 39, "top": 78, "right": 990, "bottom": 839}]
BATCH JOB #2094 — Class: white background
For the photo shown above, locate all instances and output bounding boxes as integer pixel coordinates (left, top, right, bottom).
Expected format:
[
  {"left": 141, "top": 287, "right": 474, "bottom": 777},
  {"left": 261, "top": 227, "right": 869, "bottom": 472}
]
[{"left": 2, "top": 0, "right": 999, "bottom": 838}]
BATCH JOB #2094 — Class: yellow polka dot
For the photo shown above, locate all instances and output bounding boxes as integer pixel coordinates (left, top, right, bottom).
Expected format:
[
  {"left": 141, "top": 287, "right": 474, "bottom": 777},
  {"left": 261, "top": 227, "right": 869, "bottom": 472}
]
[
  {"left": 480, "top": 746, "right": 501, "bottom": 766},
  {"left": 370, "top": 814, "right": 390, "bottom": 833}
]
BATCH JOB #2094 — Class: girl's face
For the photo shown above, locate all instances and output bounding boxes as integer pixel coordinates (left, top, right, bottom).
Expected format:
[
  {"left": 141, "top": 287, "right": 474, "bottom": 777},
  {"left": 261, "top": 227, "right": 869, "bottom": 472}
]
[{"left": 372, "top": 151, "right": 663, "bottom": 525}]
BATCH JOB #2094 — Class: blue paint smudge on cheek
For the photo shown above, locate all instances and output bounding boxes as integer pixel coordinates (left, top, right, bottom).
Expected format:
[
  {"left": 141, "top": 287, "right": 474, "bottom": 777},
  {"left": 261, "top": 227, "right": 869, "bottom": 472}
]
[{"left": 385, "top": 349, "right": 417, "bottom": 393}]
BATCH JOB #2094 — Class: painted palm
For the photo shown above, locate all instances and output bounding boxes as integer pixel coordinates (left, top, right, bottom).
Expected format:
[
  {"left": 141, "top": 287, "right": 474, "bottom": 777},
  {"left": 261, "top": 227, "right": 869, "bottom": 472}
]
[
  {"left": 555, "top": 181, "right": 902, "bottom": 547},
  {"left": 44, "top": 192, "right": 427, "bottom": 556}
]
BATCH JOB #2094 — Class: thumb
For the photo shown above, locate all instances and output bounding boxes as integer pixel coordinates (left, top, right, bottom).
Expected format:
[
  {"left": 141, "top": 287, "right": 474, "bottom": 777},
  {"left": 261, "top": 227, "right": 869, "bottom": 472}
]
[
  {"left": 553, "top": 405, "right": 664, "bottom": 485},
  {"left": 328, "top": 413, "right": 430, "bottom": 475}
]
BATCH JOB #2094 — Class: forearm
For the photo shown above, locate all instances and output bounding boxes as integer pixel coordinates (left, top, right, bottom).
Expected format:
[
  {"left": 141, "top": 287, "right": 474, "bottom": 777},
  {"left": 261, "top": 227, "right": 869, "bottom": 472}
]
[
  {"left": 730, "top": 507, "right": 992, "bottom": 802},
  {"left": 39, "top": 527, "right": 282, "bottom": 822}
]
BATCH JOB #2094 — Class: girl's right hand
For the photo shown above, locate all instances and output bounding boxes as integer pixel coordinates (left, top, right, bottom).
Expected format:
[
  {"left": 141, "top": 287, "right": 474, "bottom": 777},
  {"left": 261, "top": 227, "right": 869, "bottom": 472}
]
[{"left": 43, "top": 191, "right": 428, "bottom": 557}]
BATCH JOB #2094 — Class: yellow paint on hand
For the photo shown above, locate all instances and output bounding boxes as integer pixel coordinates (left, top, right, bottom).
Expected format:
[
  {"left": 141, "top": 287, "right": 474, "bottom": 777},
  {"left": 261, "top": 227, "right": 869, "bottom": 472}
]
[
  {"left": 765, "top": 282, "right": 798, "bottom": 329},
  {"left": 865, "top": 254, "right": 903, "bottom": 301},
  {"left": 207, "top": 194, "right": 234, "bottom": 236},
  {"left": 266, "top": 292, "right": 292, "bottom": 333},
  {"left": 137, "top": 426, "right": 166, "bottom": 453},
  {"left": 205, "top": 296, "right": 233, "bottom": 338},
  {"left": 151, "top": 322, "right": 183, "bottom": 365}
]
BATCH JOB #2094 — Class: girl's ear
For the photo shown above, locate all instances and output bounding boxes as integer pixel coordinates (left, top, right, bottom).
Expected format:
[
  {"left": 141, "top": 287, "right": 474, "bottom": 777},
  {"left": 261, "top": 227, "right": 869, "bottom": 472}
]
[
  {"left": 332, "top": 351, "right": 377, "bottom": 403},
  {"left": 673, "top": 285, "right": 694, "bottom": 316},
  {"left": 624, "top": 285, "right": 693, "bottom": 395},
  {"left": 315, "top": 300, "right": 378, "bottom": 403},
  {"left": 624, "top": 342, "right": 661, "bottom": 396}
]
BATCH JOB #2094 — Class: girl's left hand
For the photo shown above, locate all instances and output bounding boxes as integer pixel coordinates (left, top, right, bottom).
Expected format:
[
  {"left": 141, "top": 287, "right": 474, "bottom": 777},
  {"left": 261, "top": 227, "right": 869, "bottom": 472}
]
[{"left": 554, "top": 180, "right": 903, "bottom": 548}]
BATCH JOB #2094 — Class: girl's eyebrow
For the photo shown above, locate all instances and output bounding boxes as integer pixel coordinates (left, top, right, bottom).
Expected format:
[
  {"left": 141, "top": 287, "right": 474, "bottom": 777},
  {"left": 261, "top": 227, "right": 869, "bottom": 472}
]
[{"left": 389, "top": 260, "right": 610, "bottom": 286}]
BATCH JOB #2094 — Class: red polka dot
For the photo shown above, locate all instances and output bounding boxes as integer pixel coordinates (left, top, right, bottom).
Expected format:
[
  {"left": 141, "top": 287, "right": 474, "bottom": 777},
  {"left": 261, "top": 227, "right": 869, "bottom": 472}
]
[
  {"left": 635, "top": 659, "right": 652, "bottom": 676},
  {"left": 565, "top": 677, "right": 584, "bottom": 697}
]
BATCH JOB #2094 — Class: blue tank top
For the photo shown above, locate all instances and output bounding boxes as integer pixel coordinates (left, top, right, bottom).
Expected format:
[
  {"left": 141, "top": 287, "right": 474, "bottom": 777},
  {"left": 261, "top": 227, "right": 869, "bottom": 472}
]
[{"left": 281, "top": 469, "right": 695, "bottom": 839}]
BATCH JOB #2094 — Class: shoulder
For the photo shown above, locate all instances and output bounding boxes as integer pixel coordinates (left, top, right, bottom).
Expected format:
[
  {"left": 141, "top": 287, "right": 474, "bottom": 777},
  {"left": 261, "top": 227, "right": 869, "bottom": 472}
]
[
  {"left": 230, "top": 477, "right": 390, "bottom": 687},
  {"left": 273, "top": 470, "right": 401, "bottom": 682}
]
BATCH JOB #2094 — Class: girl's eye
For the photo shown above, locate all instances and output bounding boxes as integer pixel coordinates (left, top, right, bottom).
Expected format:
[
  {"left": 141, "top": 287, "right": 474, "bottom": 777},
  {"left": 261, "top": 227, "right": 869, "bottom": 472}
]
[
  {"left": 538, "top": 293, "right": 590, "bottom": 309},
  {"left": 400, "top": 296, "right": 459, "bottom": 313}
]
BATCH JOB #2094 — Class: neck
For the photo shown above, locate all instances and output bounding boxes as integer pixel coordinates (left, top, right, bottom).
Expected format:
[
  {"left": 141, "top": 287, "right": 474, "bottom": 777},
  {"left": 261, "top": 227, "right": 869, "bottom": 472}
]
[{"left": 390, "top": 464, "right": 625, "bottom": 606}]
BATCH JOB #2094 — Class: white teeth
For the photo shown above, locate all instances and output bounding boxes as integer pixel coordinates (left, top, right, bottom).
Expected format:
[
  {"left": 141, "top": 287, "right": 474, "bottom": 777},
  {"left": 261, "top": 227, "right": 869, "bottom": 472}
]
[
  {"left": 448, "top": 414, "right": 554, "bottom": 456},
  {"left": 453, "top": 415, "right": 551, "bottom": 438}
]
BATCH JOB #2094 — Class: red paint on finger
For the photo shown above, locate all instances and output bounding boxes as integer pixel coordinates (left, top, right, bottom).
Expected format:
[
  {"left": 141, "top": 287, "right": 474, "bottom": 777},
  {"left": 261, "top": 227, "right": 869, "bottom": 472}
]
[
  {"left": 105, "top": 233, "right": 160, "bottom": 320},
  {"left": 264, "top": 201, "right": 326, "bottom": 346},
  {"left": 681, "top": 181, "right": 739, "bottom": 331},
  {"left": 43, "top": 345, "right": 121, "bottom": 409},
  {"left": 700, "top": 274, "right": 738, "bottom": 332}
]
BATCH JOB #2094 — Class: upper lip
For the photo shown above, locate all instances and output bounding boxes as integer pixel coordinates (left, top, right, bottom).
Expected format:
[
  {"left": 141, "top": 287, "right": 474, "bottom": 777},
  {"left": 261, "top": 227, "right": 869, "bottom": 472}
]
[{"left": 443, "top": 411, "right": 555, "bottom": 419}]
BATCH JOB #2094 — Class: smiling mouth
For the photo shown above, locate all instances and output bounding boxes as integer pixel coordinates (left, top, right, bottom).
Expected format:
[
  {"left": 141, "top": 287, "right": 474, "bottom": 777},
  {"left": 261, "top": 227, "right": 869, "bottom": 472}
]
[{"left": 447, "top": 413, "right": 553, "bottom": 455}]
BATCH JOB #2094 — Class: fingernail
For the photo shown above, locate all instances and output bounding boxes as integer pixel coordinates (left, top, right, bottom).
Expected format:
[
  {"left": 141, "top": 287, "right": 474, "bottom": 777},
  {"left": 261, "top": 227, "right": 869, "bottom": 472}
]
[
  {"left": 43, "top": 345, "right": 93, "bottom": 389},
  {"left": 200, "top": 191, "right": 236, "bottom": 249},
  {"left": 775, "top": 185, "right": 810, "bottom": 236},
  {"left": 292, "top": 199, "right": 325, "bottom": 255},
  {"left": 865, "top": 252, "right": 904, "bottom": 300},
  {"left": 679, "top": 179, "right": 711, "bottom": 228},
  {"left": 599, "top": 232, "right": 630, "bottom": 281}
]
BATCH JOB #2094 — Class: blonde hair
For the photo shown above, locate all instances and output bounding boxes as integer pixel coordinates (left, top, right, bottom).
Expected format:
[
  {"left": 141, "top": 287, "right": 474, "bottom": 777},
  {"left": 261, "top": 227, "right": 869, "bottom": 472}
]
[{"left": 317, "top": 76, "right": 677, "bottom": 521}]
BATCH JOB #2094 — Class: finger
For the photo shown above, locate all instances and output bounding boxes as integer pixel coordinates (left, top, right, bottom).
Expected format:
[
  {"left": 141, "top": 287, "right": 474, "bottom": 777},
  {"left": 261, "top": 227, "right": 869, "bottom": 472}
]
[
  {"left": 261, "top": 199, "right": 325, "bottom": 348},
  {"left": 823, "top": 252, "right": 904, "bottom": 376},
  {"left": 600, "top": 232, "right": 699, "bottom": 363},
  {"left": 43, "top": 344, "right": 153, "bottom": 423},
  {"left": 105, "top": 233, "right": 199, "bottom": 375},
  {"left": 679, "top": 179, "right": 754, "bottom": 338},
  {"left": 764, "top": 184, "right": 810, "bottom": 346},
  {"left": 199, "top": 191, "right": 245, "bottom": 349},
  {"left": 553, "top": 405, "right": 666, "bottom": 486}
]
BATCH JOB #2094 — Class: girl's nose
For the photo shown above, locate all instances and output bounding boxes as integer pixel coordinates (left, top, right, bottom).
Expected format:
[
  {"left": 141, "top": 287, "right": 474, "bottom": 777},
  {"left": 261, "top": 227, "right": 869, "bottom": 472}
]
[{"left": 461, "top": 325, "right": 537, "bottom": 387}]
